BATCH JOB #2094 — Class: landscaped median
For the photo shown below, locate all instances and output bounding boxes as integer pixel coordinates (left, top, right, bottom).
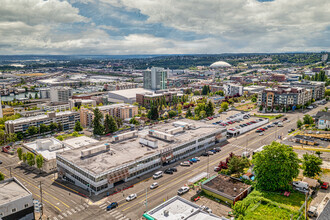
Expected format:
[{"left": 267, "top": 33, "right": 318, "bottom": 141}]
[
  {"left": 253, "top": 114, "right": 283, "bottom": 121},
  {"left": 233, "top": 189, "right": 305, "bottom": 220}
]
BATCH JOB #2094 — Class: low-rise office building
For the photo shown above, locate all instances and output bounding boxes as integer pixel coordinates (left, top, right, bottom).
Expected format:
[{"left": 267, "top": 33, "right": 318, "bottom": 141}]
[
  {"left": 56, "top": 119, "right": 227, "bottom": 195},
  {"left": 38, "top": 102, "right": 70, "bottom": 112},
  {"left": 257, "top": 86, "right": 312, "bottom": 109},
  {"left": 69, "top": 99, "right": 97, "bottom": 109},
  {"left": 314, "top": 111, "right": 330, "bottom": 130},
  {"left": 0, "top": 177, "right": 35, "bottom": 220},
  {"left": 108, "top": 88, "right": 150, "bottom": 104},
  {"left": 5, "top": 111, "right": 80, "bottom": 134}
]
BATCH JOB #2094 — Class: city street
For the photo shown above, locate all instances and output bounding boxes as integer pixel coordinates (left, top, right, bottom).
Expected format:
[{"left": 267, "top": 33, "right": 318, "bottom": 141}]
[{"left": 0, "top": 103, "right": 328, "bottom": 220}]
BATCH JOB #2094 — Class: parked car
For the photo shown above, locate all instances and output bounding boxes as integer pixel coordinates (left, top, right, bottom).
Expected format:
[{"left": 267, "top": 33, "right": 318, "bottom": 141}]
[
  {"left": 201, "top": 206, "right": 212, "bottom": 213},
  {"left": 170, "top": 167, "right": 178, "bottom": 172},
  {"left": 201, "top": 152, "right": 209, "bottom": 157},
  {"left": 214, "top": 147, "right": 221, "bottom": 152},
  {"left": 164, "top": 169, "right": 174, "bottom": 174},
  {"left": 106, "top": 202, "right": 118, "bottom": 210},
  {"left": 0, "top": 160, "right": 2, "bottom": 164},
  {"left": 242, "top": 151, "right": 250, "bottom": 158},
  {"left": 150, "top": 182, "right": 159, "bottom": 189},
  {"left": 214, "top": 166, "right": 221, "bottom": 172},
  {"left": 153, "top": 171, "right": 163, "bottom": 179},
  {"left": 126, "top": 193, "right": 137, "bottom": 201},
  {"left": 207, "top": 151, "right": 214, "bottom": 155},
  {"left": 278, "top": 123, "right": 283, "bottom": 127},
  {"left": 177, "top": 186, "right": 190, "bottom": 195},
  {"left": 193, "top": 157, "right": 200, "bottom": 161},
  {"left": 259, "top": 132, "right": 264, "bottom": 136},
  {"left": 180, "top": 161, "right": 191, "bottom": 166},
  {"left": 321, "top": 182, "right": 329, "bottom": 189},
  {"left": 190, "top": 158, "right": 198, "bottom": 163}
]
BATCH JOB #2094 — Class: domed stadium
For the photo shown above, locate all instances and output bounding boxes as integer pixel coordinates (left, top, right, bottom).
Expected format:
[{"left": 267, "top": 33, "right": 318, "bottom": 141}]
[{"left": 210, "top": 61, "right": 232, "bottom": 68}]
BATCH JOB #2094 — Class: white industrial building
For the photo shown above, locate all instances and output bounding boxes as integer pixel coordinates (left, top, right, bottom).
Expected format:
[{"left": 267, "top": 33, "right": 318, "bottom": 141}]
[
  {"left": 143, "top": 196, "right": 223, "bottom": 220},
  {"left": 108, "top": 88, "right": 150, "bottom": 104},
  {"left": 223, "top": 83, "right": 243, "bottom": 96},
  {"left": 56, "top": 119, "right": 227, "bottom": 195},
  {"left": 0, "top": 177, "right": 34, "bottom": 220}
]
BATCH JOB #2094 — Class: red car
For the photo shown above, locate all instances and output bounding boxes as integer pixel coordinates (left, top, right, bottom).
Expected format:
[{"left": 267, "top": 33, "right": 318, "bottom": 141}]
[
  {"left": 228, "top": 121, "right": 233, "bottom": 124},
  {"left": 321, "top": 182, "right": 329, "bottom": 189}
]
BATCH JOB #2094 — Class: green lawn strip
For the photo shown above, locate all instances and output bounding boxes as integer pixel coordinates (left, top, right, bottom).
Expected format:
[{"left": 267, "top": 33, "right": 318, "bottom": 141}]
[
  {"left": 244, "top": 203, "right": 296, "bottom": 220},
  {"left": 253, "top": 114, "right": 283, "bottom": 121}
]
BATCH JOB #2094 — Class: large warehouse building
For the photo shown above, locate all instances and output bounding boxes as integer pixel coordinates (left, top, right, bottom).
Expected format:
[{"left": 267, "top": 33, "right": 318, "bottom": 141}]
[{"left": 56, "top": 119, "right": 227, "bottom": 195}]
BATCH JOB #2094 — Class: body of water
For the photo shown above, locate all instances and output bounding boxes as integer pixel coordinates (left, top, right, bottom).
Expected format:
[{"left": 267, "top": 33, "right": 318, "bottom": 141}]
[{"left": 1, "top": 92, "right": 39, "bottom": 102}]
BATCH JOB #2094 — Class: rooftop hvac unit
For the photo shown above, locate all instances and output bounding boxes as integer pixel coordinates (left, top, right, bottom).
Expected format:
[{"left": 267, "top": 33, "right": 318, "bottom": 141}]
[
  {"left": 167, "top": 126, "right": 185, "bottom": 135},
  {"left": 139, "top": 138, "right": 158, "bottom": 149},
  {"left": 81, "top": 144, "right": 109, "bottom": 158},
  {"left": 112, "top": 131, "right": 137, "bottom": 142},
  {"left": 149, "top": 130, "right": 174, "bottom": 142}
]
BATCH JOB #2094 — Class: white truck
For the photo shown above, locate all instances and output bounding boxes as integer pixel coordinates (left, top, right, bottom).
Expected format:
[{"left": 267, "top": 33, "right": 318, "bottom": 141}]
[{"left": 292, "top": 181, "right": 309, "bottom": 190}]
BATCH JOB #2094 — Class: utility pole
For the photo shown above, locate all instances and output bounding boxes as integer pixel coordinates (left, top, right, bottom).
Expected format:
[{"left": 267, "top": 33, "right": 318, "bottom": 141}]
[
  {"left": 39, "top": 181, "right": 43, "bottom": 220},
  {"left": 10, "top": 167, "right": 12, "bottom": 177}
]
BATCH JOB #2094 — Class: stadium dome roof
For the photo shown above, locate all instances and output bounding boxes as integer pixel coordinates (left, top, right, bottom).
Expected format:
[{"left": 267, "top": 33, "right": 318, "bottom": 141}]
[{"left": 210, "top": 61, "right": 231, "bottom": 68}]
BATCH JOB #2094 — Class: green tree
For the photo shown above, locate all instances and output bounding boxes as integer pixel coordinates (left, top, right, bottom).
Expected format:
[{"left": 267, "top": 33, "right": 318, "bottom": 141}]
[
  {"left": 36, "top": 154, "right": 44, "bottom": 172},
  {"left": 39, "top": 124, "right": 49, "bottom": 133},
  {"left": 49, "top": 122, "right": 58, "bottom": 131},
  {"left": 228, "top": 156, "right": 250, "bottom": 176},
  {"left": 185, "top": 108, "right": 193, "bottom": 118},
  {"left": 194, "top": 90, "right": 200, "bottom": 95},
  {"left": 315, "top": 151, "right": 322, "bottom": 158},
  {"left": 168, "top": 110, "right": 177, "bottom": 118},
  {"left": 221, "top": 102, "right": 229, "bottom": 111},
  {"left": 104, "top": 114, "right": 118, "bottom": 134},
  {"left": 251, "top": 96, "right": 257, "bottom": 102},
  {"left": 205, "top": 101, "right": 215, "bottom": 116},
  {"left": 303, "top": 114, "right": 314, "bottom": 125},
  {"left": 57, "top": 135, "right": 64, "bottom": 141},
  {"left": 92, "top": 108, "right": 104, "bottom": 135},
  {"left": 297, "top": 119, "right": 303, "bottom": 128},
  {"left": 22, "top": 153, "right": 27, "bottom": 164},
  {"left": 57, "top": 122, "right": 63, "bottom": 131},
  {"left": 115, "top": 117, "right": 123, "bottom": 128},
  {"left": 17, "top": 147, "right": 23, "bottom": 160},
  {"left": 199, "top": 110, "right": 206, "bottom": 118},
  {"left": 252, "top": 142, "right": 300, "bottom": 191},
  {"left": 147, "top": 106, "right": 159, "bottom": 120},
  {"left": 26, "top": 152, "right": 35, "bottom": 167},
  {"left": 35, "top": 93, "right": 39, "bottom": 99},
  {"left": 72, "top": 131, "right": 79, "bottom": 137},
  {"left": 302, "top": 153, "right": 322, "bottom": 178},
  {"left": 259, "top": 105, "right": 263, "bottom": 111},
  {"left": 0, "top": 172, "right": 4, "bottom": 181},
  {"left": 74, "top": 121, "right": 83, "bottom": 132},
  {"left": 27, "top": 126, "right": 38, "bottom": 136},
  {"left": 129, "top": 117, "right": 139, "bottom": 125}
]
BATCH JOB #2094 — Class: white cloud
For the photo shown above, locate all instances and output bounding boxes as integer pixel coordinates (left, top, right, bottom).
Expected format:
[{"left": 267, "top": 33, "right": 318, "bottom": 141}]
[
  {"left": 100, "top": 0, "right": 330, "bottom": 52},
  {"left": 0, "top": 0, "right": 89, "bottom": 25}
]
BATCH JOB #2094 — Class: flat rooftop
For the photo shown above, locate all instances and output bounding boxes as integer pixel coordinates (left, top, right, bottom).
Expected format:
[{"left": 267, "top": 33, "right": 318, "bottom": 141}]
[
  {"left": 62, "top": 136, "right": 99, "bottom": 149},
  {"left": 108, "top": 88, "right": 151, "bottom": 99},
  {"left": 204, "top": 174, "right": 250, "bottom": 197},
  {"left": 58, "top": 119, "right": 225, "bottom": 175},
  {"left": 24, "top": 137, "right": 69, "bottom": 160},
  {"left": 0, "top": 178, "right": 31, "bottom": 206},
  {"left": 145, "top": 196, "right": 220, "bottom": 220}
]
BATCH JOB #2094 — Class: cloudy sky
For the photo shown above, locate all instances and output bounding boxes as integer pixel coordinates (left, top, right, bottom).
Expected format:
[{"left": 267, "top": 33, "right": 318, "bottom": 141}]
[{"left": 0, "top": 0, "right": 329, "bottom": 55}]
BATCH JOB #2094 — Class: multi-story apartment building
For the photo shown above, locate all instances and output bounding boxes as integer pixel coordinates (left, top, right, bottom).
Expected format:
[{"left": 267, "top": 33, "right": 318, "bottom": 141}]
[
  {"left": 223, "top": 83, "right": 243, "bottom": 96},
  {"left": 56, "top": 119, "right": 227, "bottom": 195},
  {"left": 285, "top": 81, "right": 325, "bottom": 100},
  {"left": 143, "top": 67, "right": 168, "bottom": 90},
  {"left": 79, "top": 104, "right": 138, "bottom": 127},
  {"left": 5, "top": 111, "right": 80, "bottom": 134},
  {"left": 0, "top": 177, "right": 35, "bottom": 220},
  {"left": 257, "top": 86, "right": 312, "bottom": 109},
  {"left": 50, "top": 87, "right": 73, "bottom": 103},
  {"left": 136, "top": 90, "right": 183, "bottom": 108},
  {"left": 39, "top": 88, "right": 50, "bottom": 99}
]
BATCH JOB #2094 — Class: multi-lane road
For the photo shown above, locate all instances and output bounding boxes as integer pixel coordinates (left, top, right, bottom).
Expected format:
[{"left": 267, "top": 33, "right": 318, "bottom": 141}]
[{"left": 0, "top": 103, "right": 328, "bottom": 220}]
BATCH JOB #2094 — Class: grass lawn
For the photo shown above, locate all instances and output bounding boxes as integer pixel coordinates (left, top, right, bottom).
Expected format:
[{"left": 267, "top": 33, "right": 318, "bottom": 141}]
[
  {"left": 236, "top": 103, "right": 256, "bottom": 111},
  {"left": 253, "top": 114, "right": 283, "bottom": 120},
  {"left": 234, "top": 189, "right": 305, "bottom": 220}
]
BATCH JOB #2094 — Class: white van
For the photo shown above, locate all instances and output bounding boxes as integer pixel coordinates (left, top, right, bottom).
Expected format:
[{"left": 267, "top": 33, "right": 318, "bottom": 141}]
[{"left": 153, "top": 171, "right": 163, "bottom": 179}]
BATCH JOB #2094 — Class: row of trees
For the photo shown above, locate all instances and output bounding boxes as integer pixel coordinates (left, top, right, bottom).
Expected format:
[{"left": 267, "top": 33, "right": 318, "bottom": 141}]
[
  {"left": 24, "top": 122, "right": 63, "bottom": 137},
  {"left": 92, "top": 108, "right": 122, "bottom": 135},
  {"left": 17, "top": 147, "right": 44, "bottom": 172},
  {"left": 252, "top": 142, "right": 322, "bottom": 192},
  {"left": 297, "top": 114, "right": 315, "bottom": 128}
]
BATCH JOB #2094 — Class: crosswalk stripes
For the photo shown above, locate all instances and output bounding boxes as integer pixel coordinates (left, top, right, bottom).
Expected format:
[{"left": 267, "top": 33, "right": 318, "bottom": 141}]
[
  {"left": 79, "top": 205, "right": 85, "bottom": 210},
  {"left": 53, "top": 217, "right": 58, "bottom": 220},
  {"left": 71, "top": 208, "right": 76, "bottom": 214},
  {"left": 58, "top": 215, "right": 63, "bottom": 220},
  {"left": 62, "top": 212, "right": 67, "bottom": 217},
  {"left": 119, "top": 217, "right": 127, "bottom": 220},
  {"left": 228, "top": 143, "right": 254, "bottom": 152},
  {"left": 76, "top": 207, "right": 81, "bottom": 212},
  {"left": 67, "top": 210, "right": 72, "bottom": 215},
  {"left": 83, "top": 203, "right": 89, "bottom": 208}
]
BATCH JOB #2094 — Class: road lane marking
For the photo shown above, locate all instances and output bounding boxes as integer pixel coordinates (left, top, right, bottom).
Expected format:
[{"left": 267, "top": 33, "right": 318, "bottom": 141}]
[
  {"left": 76, "top": 207, "right": 81, "bottom": 212},
  {"left": 120, "top": 148, "right": 242, "bottom": 211},
  {"left": 1, "top": 168, "right": 70, "bottom": 209}
]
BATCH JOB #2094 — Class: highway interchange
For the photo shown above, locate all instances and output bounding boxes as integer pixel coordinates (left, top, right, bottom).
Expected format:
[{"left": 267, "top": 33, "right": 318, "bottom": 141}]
[{"left": 0, "top": 103, "right": 328, "bottom": 220}]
